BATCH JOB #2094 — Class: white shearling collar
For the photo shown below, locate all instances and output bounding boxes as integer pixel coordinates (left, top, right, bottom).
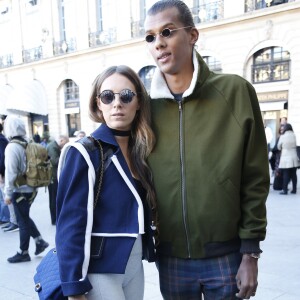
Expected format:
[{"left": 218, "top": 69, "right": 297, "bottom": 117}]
[{"left": 150, "top": 49, "right": 199, "bottom": 99}]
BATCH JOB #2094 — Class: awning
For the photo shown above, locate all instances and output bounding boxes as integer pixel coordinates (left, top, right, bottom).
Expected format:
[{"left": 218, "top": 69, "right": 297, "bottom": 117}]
[
  {"left": 6, "top": 80, "right": 48, "bottom": 115},
  {"left": 259, "top": 101, "right": 287, "bottom": 111},
  {"left": 0, "top": 84, "right": 14, "bottom": 115}
]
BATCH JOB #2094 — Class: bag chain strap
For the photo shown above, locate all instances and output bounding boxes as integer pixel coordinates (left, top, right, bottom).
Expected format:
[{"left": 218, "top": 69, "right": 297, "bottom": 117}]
[{"left": 90, "top": 137, "right": 104, "bottom": 209}]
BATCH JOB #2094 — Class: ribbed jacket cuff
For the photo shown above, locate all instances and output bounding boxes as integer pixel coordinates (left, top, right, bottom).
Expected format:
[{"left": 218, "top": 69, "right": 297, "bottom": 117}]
[{"left": 240, "top": 239, "right": 262, "bottom": 254}]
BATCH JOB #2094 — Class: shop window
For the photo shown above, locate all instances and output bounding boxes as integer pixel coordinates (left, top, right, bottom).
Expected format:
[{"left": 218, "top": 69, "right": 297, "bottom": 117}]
[{"left": 252, "top": 47, "right": 290, "bottom": 84}]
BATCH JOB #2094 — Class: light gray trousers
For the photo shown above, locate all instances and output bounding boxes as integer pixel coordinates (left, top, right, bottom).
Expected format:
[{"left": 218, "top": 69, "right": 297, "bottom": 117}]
[{"left": 87, "top": 235, "right": 144, "bottom": 300}]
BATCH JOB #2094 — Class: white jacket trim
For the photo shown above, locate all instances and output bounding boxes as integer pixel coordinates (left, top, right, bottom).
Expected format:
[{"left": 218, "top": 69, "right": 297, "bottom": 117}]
[
  {"left": 91, "top": 233, "right": 139, "bottom": 237},
  {"left": 58, "top": 142, "right": 95, "bottom": 281},
  {"left": 111, "top": 155, "right": 145, "bottom": 234}
]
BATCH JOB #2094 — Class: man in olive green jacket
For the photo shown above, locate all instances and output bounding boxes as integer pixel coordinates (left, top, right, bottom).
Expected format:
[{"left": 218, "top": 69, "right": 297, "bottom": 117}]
[{"left": 145, "top": 1, "right": 269, "bottom": 299}]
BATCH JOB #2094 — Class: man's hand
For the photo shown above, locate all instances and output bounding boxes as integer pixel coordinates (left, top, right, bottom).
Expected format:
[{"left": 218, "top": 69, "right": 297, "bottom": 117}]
[
  {"left": 4, "top": 197, "right": 11, "bottom": 205},
  {"left": 235, "top": 254, "right": 258, "bottom": 299}
]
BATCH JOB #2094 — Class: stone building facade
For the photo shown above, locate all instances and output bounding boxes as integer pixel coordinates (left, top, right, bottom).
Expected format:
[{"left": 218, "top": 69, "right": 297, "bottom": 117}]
[{"left": 0, "top": 0, "right": 299, "bottom": 148}]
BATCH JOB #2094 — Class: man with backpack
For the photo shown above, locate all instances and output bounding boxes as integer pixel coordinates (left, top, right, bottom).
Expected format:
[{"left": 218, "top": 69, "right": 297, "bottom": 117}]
[{"left": 4, "top": 115, "right": 49, "bottom": 263}]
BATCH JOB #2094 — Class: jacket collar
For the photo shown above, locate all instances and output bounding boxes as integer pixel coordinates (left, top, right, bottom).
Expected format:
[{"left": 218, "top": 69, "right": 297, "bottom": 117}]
[
  {"left": 90, "top": 124, "right": 119, "bottom": 147},
  {"left": 150, "top": 50, "right": 210, "bottom": 100}
]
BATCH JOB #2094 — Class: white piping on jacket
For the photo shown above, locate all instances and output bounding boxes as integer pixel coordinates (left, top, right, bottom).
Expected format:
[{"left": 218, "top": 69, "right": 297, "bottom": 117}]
[
  {"left": 58, "top": 142, "right": 96, "bottom": 283},
  {"left": 111, "top": 155, "right": 145, "bottom": 234}
]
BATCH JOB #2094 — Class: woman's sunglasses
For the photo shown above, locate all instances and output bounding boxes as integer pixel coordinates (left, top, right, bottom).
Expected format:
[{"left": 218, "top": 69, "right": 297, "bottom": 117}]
[
  {"left": 145, "top": 26, "right": 192, "bottom": 43},
  {"left": 98, "top": 89, "right": 136, "bottom": 104}
]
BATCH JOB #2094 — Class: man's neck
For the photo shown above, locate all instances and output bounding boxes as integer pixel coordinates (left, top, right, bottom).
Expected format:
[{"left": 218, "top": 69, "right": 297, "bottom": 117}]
[{"left": 164, "top": 68, "right": 194, "bottom": 94}]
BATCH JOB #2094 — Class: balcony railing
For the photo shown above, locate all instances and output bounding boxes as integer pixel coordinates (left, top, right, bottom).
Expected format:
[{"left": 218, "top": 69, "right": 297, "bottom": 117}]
[
  {"left": 53, "top": 38, "right": 77, "bottom": 56},
  {"left": 245, "top": 0, "right": 289, "bottom": 12},
  {"left": 131, "top": 20, "right": 145, "bottom": 38},
  {"left": 191, "top": 0, "right": 224, "bottom": 24},
  {"left": 22, "top": 46, "right": 43, "bottom": 63},
  {"left": 0, "top": 53, "right": 13, "bottom": 68},
  {"left": 89, "top": 28, "right": 117, "bottom": 47}
]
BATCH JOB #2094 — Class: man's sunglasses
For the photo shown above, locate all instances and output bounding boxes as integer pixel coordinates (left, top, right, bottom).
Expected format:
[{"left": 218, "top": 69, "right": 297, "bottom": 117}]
[
  {"left": 145, "top": 26, "right": 192, "bottom": 43},
  {"left": 98, "top": 89, "right": 136, "bottom": 104}
]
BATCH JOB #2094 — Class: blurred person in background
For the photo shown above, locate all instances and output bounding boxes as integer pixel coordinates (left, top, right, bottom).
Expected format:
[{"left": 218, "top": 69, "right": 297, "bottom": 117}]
[
  {"left": 46, "top": 134, "right": 69, "bottom": 225},
  {"left": 277, "top": 123, "right": 300, "bottom": 195}
]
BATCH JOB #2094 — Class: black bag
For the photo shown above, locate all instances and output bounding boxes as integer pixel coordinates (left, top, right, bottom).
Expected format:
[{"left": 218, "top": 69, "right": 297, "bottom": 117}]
[
  {"left": 33, "top": 137, "right": 103, "bottom": 300},
  {"left": 273, "top": 171, "right": 283, "bottom": 191}
]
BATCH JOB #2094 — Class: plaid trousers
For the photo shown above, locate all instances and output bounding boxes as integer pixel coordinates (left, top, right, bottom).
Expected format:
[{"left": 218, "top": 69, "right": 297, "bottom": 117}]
[{"left": 157, "top": 252, "right": 242, "bottom": 300}]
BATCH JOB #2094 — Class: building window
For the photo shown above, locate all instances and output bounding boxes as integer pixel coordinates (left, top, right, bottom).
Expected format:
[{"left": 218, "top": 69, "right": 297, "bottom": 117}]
[
  {"left": 252, "top": 47, "right": 290, "bottom": 84},
  {"left": 130, "top": 0, "right": 146, "bottom": 38},
  {"left": 245, "top": 0, "right": 289, "bottom": 12},
  {"left": 89, "top": 0, "right": 117, "bottom": 47},
  {"left": 54, "top": 0, "right": 76, "bottom": 54},
  {"left": 138, "top": 66, "right": 156, "bottom": 93},
  {"left": 192, "top": 0, "right": 223, "bottom": 24},
  {"left": 64, "top": 79, "right": 81, "bottom": 137},
  {"left": 96, "top": 0, "right": 103, "bottom": 31},
  {"left": 64, "top": 79, "right": 79, "bottom": 105},
  {"left": 203, "top": 56, "right": 222, "bottom": 72}
]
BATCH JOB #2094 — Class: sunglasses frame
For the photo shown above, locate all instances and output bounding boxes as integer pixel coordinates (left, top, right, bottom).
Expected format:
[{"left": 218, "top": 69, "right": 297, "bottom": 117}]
[
  {"left": 98, "top": 89, "right": 136, "bottom": 105},
  {"left": 145, "top": 26, "right": 192, "bottom": 43}
]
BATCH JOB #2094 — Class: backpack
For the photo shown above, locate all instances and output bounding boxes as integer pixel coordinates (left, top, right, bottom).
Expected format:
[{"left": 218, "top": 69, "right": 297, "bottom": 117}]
[{"left": 10, "top": 139, "right": 53, "bottom": 188}]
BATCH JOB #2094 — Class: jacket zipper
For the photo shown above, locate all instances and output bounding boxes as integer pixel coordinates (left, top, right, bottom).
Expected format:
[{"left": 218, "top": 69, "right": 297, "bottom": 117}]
[{"left": 179, "top": 100, "right": 191, "bottom": 258}]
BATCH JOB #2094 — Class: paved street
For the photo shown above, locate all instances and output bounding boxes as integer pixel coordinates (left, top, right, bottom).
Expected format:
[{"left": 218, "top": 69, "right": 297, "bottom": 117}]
[{"left": 0, "top": 171, "right": 299, "bottom": 300}]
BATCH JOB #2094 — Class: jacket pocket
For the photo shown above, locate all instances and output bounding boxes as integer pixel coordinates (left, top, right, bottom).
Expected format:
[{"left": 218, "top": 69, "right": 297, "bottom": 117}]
[{"left": 90, "top": 236, "right": 105, "bottom": 259}]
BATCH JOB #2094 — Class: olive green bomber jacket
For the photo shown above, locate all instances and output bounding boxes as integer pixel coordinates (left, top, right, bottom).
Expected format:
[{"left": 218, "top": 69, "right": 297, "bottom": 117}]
[{"left": 148, "top": 51, "right": 269, "bottom": 259}]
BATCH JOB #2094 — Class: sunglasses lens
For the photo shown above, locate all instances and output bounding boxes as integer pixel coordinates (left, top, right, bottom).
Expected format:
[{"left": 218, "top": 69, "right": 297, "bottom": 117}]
[
  {"left": 145, "top": 34, "right": 155, "bottom": 43},
  {"left": 120, "top": 89, "right": 134, "bottom": 103},
  {"left": 100, "top": 91, "right": 114, "bottom": 104},
  {"left": 161, "top": 28, "right": 171, "bottom": 38}
]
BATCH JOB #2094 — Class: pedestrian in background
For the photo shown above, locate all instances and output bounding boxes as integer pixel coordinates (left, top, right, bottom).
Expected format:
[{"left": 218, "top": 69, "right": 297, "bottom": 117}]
[
  {"left": 277, "top": 123, "right": 299, "bottom": 195},
  {"left": 0, "top": 123, "right": 10, "bottom": 225},
  {"left": 56, "top": 65, "right": 157, "bottom": 300},
  {"left": 144, "top": 0, "right": 269, "bottom": 299},
  {"left": 46, "top": 134, "right": 69, "bottom": 225},
  {"left": 4, "top": 115, "right": 49, "bottom": 263},
  {"left": 75, "top": 130, "right": 86, "bottom": 140},
  {"left": 271, "top": 125, "right": 285, "bottom": 191},
  {"left": 0, "top": 122, "right": 18, "bottom": 232}
]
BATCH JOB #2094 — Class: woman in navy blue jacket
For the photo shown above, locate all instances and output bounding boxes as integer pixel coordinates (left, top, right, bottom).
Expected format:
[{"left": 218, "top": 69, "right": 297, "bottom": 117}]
[{"left": 56, "top": 65, "right": 157, "bottom": 300}]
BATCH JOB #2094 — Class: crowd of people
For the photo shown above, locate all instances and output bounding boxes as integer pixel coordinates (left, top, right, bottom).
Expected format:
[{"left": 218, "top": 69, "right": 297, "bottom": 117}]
[{"left": 1, "top": 1, "right": 299, "bottom": 299}]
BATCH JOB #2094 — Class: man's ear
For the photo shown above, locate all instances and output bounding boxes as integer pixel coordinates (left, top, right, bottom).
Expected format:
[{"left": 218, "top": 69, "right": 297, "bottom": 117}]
[{"left": 190, "top": 27, "right": 199, "bottom": 45}]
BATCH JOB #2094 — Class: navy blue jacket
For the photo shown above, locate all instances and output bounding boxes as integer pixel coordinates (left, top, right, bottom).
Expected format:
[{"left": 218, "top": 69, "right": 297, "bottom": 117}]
[{"left": 56, "top": 124, "right": 155, "bottom": 296}]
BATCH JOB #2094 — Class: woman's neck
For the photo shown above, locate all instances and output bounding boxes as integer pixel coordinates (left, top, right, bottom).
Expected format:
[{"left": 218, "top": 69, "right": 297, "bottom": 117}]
[{"left": 109, "top": 128, "right": 131, "bottom": 137}]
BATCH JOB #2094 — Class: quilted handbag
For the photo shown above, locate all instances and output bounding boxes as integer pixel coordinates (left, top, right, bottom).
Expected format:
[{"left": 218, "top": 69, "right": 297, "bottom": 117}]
[
  {"left": 33, "top": 137, "right": 104, "bottom": 300},
  {"left": 34, "top": 248, "right": 67, "bottom": 300}
]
